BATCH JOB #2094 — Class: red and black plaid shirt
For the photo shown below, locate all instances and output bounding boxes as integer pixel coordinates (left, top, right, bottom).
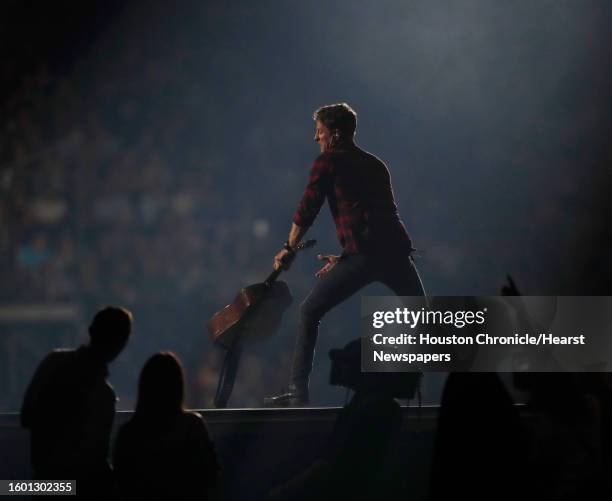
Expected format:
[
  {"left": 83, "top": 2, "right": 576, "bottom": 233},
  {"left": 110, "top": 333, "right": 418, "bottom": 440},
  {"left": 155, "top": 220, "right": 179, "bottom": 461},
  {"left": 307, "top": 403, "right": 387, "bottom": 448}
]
[{"left": 293, "top": 145, "right": 414, "bottom": 254}]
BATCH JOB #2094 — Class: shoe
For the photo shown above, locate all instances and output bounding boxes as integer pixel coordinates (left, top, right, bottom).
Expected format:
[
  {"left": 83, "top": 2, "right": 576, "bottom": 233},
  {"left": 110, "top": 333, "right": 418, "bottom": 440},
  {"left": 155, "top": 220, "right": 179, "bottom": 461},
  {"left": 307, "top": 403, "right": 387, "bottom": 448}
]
[{"left": 263, "top": 384, "right": 309, "bottom": 407}]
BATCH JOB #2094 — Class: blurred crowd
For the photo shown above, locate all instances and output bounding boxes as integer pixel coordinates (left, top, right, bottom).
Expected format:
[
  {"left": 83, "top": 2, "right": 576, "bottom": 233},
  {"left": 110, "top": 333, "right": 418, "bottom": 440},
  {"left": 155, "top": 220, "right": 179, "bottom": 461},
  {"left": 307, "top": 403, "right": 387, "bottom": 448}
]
[
  {"left": 1, "top": 63, "right": 270, "bottom": 305},
  {"left": 0, "top": 38, "right": 292, "bottom": 410}
]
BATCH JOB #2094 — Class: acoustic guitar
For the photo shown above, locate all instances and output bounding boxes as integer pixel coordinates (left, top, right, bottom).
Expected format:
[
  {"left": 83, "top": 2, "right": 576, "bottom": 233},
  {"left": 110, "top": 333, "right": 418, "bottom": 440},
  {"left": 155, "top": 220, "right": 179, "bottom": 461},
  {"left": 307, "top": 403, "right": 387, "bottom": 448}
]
[{"left": 207, "top": 239, "right": 316, "bottom": 407}]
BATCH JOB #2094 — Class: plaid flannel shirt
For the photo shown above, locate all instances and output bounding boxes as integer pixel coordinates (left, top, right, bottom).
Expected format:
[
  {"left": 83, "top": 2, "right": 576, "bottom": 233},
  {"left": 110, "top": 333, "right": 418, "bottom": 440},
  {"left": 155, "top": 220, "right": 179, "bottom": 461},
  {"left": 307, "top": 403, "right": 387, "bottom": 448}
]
[{"left": 293, "top": 145, "right": 414, "bottom": 254}]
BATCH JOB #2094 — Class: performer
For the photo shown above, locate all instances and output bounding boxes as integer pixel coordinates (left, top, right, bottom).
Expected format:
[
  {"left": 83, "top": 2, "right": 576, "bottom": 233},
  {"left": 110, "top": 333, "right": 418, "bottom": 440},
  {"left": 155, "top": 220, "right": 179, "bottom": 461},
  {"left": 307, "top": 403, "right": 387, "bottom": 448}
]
[{"left": 265, "top": 103, "right": 426, "bottom": 406}]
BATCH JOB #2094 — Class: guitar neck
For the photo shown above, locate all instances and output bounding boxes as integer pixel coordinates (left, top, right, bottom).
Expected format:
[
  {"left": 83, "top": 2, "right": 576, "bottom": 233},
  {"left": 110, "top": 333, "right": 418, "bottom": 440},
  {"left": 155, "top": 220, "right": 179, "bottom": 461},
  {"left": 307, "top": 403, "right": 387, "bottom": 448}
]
[{"left": 264, "top": 268, "right": 282, "bottom": 286}]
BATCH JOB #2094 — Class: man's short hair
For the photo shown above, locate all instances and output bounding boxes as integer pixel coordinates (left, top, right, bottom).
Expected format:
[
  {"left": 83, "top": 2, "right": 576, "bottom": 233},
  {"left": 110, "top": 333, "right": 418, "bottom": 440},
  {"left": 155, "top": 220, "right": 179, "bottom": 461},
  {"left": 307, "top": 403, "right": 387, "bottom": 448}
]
[
  {"left": 313, "top": 103, "right": 357, "bottom": 138},
  {"left": 89, "top": 306, "right": 132, "bottom": 345}
]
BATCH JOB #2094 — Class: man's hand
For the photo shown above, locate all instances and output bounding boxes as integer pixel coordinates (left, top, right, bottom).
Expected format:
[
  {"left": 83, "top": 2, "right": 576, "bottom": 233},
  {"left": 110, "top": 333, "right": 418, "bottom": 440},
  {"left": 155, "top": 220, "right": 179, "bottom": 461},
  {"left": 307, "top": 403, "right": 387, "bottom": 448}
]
[
  {"left": 315, "top": 254, "right": 340, "bottom": 278},
  {"left": 500, "top": 274, "right": 525, "bottom": 312},
  {"left": 273, "top": 248, "right": 295, "bottom": 271},
  {"left": 500, "top": 274, "right": 521, "bottom": 296}
]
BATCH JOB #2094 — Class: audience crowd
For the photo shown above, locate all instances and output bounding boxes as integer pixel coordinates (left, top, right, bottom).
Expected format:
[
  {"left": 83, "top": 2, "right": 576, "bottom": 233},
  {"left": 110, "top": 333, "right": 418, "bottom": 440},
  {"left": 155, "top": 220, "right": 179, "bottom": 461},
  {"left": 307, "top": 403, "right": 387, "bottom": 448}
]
[
  {"left": 18, "top": 304, "right": 611, "bottom": 500},
  {"left": 0, "top": 43, "right": 303, "bottom": 410}
]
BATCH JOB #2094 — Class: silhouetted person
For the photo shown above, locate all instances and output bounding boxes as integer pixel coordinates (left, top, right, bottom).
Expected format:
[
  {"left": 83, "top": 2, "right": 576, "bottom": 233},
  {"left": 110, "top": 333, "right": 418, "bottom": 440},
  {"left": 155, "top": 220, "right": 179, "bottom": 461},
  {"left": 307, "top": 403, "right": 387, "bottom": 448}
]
[
  {"left": 21, "top": 306, "right": 133, "bottom": 500},
  {"left": 269, "top": 339, "right": 418, "bottom": 501},
  {"left": 505, "top": 276, "right": 604, "bottom": 500},
  {"left": 429, "top": 279, "right": 528, "bottom": 501},
  {"left": 113, "top": 352, "right": 220, "bottom": 501},
  {"left": 429, "top": 372, "right": 526, "bottom": 501},
  {"left": 516, "top": 373, "right": 603, "bottom": 500}
]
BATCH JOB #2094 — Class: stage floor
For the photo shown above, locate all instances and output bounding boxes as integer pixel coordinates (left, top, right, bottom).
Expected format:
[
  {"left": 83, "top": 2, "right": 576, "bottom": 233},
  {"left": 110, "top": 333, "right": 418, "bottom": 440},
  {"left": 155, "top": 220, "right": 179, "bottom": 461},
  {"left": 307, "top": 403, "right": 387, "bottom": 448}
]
[{"left": 1, "top": 405, "right": 439, "bottom": 500}]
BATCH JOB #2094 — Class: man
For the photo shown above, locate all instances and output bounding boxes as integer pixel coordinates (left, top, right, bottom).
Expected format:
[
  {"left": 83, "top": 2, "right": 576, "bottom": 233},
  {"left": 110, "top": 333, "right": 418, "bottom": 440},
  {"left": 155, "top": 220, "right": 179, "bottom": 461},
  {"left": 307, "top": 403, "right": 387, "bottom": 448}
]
[
  {"left": 265, "top": 103, "right": 425, "bottom": 407},
  {"left": 21, "top": 306, "right": 132, "bottom": 499}
]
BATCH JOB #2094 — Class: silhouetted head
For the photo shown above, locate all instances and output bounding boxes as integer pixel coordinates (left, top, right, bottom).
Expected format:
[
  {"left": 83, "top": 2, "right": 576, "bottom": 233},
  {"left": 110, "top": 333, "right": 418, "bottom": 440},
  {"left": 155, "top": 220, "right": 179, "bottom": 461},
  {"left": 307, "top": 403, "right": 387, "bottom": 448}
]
[
  {"left": 88, "top": 306, "right": 132, "bottom": 362},
  {"left": 135, "top": 352, "right": 185, "bottom": 420},
  {"left": 313, "top": 103, "right": 357, "bottom": 152}
]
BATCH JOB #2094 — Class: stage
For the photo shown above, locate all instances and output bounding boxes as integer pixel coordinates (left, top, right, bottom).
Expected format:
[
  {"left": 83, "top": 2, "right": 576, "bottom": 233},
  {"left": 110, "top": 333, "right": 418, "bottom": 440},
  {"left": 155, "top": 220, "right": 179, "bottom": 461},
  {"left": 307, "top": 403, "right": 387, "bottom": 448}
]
[{"left": 1, "top": 405, "right": 437, "bottom": 500}]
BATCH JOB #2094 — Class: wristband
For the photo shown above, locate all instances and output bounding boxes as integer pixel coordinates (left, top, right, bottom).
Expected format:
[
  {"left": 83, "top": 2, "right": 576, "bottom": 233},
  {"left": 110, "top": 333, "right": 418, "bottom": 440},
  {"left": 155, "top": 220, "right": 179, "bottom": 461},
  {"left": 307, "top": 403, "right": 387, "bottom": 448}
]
[{"left": 283, "top": 242, "right": 295, "bottom": 254}]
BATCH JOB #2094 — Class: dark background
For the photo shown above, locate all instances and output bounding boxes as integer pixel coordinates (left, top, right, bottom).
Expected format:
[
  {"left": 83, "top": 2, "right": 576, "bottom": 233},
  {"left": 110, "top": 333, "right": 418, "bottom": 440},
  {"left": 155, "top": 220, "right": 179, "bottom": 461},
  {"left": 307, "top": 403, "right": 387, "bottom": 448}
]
[{"left": 1, "top": 0, "right": 611, "bottom": 411}]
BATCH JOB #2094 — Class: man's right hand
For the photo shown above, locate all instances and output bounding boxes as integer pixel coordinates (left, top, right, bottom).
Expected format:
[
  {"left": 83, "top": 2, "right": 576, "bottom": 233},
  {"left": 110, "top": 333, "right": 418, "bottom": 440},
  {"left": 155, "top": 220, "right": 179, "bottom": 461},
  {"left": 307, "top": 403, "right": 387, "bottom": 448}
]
[{"left": 273, "top": 249, "right": 295, "bottom": 271}]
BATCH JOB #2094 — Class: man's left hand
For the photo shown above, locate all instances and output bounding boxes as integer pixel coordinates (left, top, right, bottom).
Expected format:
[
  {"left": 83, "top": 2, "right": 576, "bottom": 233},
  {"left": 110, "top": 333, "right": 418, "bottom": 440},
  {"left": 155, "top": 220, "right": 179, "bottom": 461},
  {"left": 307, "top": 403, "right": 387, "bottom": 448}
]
[{"left": 315, "top": 254, "right": 340, "bottom": 277}]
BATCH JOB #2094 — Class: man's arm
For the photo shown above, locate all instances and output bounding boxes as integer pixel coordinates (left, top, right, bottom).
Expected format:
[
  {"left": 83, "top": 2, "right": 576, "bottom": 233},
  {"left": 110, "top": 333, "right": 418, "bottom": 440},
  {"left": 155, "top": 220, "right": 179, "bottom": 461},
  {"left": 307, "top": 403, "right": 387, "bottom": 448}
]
[
  {"left": 288, "top": 222, "right": 307, "bottom": 248},
  {"left": 292, "top": 156, "right": 330, "bottom": 230},
  {"left": 273, "top": 156, "right": 330, "bottom": 271},
  {"left": 20, "top": 353, "right": 57, "bottom": 428},
  {"left": 273, "top": 223, "right": 307, "bottom": 271}
]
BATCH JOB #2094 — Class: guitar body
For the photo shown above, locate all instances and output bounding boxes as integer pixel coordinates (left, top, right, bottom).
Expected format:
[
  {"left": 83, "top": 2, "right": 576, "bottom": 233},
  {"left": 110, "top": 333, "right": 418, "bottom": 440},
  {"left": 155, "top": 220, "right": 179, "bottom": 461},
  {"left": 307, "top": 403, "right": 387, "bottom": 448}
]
[
  {"left": 207, "top": 280, "right": 292, "bottom": 349},
  {"left": 206, "top": 239, "right": 316, "bottom": 408}
]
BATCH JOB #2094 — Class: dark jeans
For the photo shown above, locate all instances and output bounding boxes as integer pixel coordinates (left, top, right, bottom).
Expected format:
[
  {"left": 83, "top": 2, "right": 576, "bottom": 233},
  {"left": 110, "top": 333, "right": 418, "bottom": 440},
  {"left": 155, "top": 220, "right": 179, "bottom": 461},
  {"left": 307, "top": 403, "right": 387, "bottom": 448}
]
[{"left": 290, "top": 252, "right": 426, "bottom": 388}]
